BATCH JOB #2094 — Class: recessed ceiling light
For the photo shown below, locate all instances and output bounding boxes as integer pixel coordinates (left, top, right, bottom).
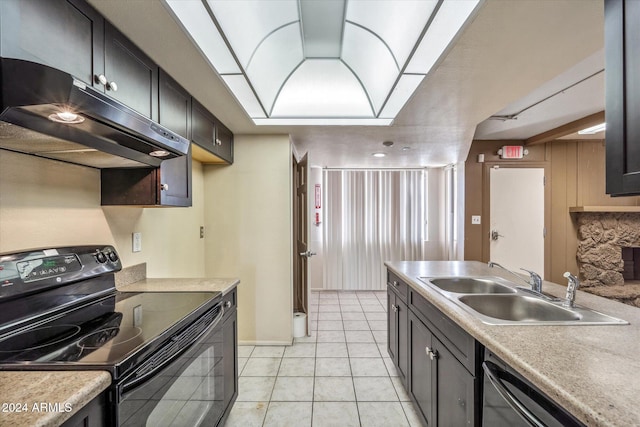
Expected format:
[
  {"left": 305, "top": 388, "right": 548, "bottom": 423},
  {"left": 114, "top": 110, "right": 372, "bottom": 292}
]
[
  {"left": 402, "top": 146, "right": 411, "bottom": 151},
  {"left": 382, "top": 141, "right": 394, "bottom": 147},
  {"left": 372, "top": 152, "right": 386, "bottom": 158},
  {"left": 578, "top": 123, "right": 606, "bottom": 135}
]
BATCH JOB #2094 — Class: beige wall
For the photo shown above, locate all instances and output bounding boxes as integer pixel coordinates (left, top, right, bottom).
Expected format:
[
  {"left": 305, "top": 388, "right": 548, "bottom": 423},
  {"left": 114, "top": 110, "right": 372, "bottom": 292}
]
[
  {"left": 0, "top": 149, "right": 206, "bottom": 278},
  {"left": 203, "top": 135, "right": 293, "bottom": 345},
  {"left": 464, "top": 139, "right": 640, "bottom": 285}
]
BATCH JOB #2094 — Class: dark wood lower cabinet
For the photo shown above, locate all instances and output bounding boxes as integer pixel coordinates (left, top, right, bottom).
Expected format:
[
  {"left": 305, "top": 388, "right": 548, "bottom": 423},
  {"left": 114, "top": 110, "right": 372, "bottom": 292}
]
[
  {"left": 388, "top": 269, "right": 480, "bottom": 427},
  {"left": 408, "top": 311, "right": 436, "bottom": 426},
  {"left": 387, "top": 287, "right": 408, "bottom": 386},
  {"left": 61, "top": 391, "right": 109, "bottom": 427}
]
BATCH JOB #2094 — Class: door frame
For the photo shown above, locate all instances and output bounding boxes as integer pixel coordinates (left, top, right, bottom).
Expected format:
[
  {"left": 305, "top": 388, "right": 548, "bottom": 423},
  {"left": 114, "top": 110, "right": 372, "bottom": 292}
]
[
  {"left": 481, "top": 162, "right": 551, "bottom": 279},
  {"left": 292, "top": 153, "right": 309, "bottom": 335}
]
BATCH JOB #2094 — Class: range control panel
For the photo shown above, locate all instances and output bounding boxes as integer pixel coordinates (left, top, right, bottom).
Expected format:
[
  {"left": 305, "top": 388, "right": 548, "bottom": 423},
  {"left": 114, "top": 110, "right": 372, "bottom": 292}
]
[{"left": 0, "top": 245, "right": 122, "bottom": 300}]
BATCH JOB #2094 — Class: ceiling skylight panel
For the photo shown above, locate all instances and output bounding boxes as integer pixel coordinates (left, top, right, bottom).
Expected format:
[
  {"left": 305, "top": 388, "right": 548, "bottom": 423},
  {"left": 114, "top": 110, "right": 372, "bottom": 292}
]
[
  {"left": 405, "top": 0, "right": 481, "bottom": 74},
  {"left": 245, "top": 24, "right": 303, "bottom": 112},
  {"left": 379, "top": 74, "right": 425, "bottom": 118},
  {"left": 163, "top": 0, "right": 240, "bottom": 74},
  {"left": 345, "top": 0, "right": 438, "bottom": 67},
  {"left": 221, "top": 75, "right": 266, "bottom": 118},
  {"left": 207, "top": 0, "right": 299, "bottom": 68},
  {"left": 341, "top": 24, "right": 400, "bottom": 114},
  {"left": 270, "top": 60, "right": 373, "bottom": 118}
]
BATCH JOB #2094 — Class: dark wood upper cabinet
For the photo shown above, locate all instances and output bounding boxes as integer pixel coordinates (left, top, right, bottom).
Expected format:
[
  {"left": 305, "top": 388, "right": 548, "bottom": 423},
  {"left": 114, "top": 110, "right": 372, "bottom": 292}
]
[
  {"left": 157, "top": 70, "right": 192, "bottom": 206},
  {"left": 605, "top": 0, "right": 640, "bottom": 196},
  {"left": 191, "top": 99, "right": 234, "bottom": 164},
  {"left": 101, "top": 72, "right": 192, "bottom": 207},
  {"left": 103, "top": 22, "right": 158, "bottom": 120},
  {"left": 0, "top": 0, "right": 104, "bottom": 85}
]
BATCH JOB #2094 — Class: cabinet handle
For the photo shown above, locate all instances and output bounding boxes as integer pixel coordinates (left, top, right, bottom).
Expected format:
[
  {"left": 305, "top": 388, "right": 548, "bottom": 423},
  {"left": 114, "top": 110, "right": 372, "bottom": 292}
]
[
  {"left": 215, "top": 138, "right": 222, "bottom": 146},
  {"left": 391, "top": 304, "right": 398, "bottom": 313},
  {"left": 425, "top": 346, "right": 438, "bottom": 361},
  {"left": 392, "top": 280, "right": 399, "bottom": 287},
  {"left": 224, "top": 301, "right": 232, "bottom": 309},
  {"left": 160, "top": 183, "right": 169, "bottom": 191},
  {"left": 95, "top": 74, "right": 108, "bottom": 85},
  {"left": 106, "top": 81, "right": 118, "bottom": 92}
]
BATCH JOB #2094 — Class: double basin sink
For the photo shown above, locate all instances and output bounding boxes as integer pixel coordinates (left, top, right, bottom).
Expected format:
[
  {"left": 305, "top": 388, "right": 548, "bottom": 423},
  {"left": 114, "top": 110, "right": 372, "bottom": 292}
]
[{"left": 418, "top": 277, "right": 627, "bottom": 325}]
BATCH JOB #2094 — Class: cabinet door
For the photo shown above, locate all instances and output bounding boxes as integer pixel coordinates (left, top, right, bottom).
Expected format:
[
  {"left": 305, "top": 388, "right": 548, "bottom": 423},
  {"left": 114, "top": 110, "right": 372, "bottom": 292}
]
[
  {"left": 159, "top": 145, "right": 192, "bottom": 207},
  {"left": 191, "top": 99, "right": 217, "bottom": 153},
  {"left": 434, "top": 337, "right": 476, "bottom": 427},
  {"left": 0, "top": 0, "right": 104, "bottom": 86},
  {"left": 158, "top": 70, "right": 192, "bottom": 207},
  {"left": 104, "top": 22, "right": 158, "bottom": 120},
  {"left": 397, "top": 298, "right": 408, "bottom": 385},
  {"left": 387, "top": 288, "right": 399, "bottom": 363},
  {"left": 605, "top": 0, "right": 640, "bottom": 195},
  {"left": 214, "top": 121, "right": 234, "bottom": 164},
  {"left": 408, "top": 311, "right": 436, "bottom": 426}
]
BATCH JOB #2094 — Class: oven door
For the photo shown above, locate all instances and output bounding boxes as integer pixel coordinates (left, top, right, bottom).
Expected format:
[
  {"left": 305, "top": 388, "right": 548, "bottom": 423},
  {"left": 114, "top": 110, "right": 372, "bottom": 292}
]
[{"left": 116, "top": 303, "right": 225, "bottom": 427}]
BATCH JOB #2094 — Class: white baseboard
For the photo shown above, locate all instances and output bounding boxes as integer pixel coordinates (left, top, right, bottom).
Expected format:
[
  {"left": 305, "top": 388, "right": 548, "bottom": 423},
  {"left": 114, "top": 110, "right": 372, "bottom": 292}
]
[{"left": 238, "top": 340, "right": 293, "bottom": 346}]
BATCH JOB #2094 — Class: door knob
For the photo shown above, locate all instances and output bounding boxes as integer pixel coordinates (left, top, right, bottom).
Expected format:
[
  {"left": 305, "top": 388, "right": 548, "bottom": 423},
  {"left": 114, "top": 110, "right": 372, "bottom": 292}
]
[
  {"left": 299, "top": 250, "right": 317, "bottom": 258},
  {"left": 490, "top": 229, "right": 504, "bottom": 241}
]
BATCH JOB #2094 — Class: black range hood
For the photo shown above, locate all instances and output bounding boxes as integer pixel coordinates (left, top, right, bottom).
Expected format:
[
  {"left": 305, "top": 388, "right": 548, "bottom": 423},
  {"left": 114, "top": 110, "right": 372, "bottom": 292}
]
[{"left": 0, "top": 58, "right": 189, "bottom": 168}]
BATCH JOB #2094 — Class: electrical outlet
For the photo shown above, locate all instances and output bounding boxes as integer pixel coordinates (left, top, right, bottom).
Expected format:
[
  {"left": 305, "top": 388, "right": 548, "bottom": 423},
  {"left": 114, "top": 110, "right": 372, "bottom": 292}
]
[
  {"left": 471, "top": 215, "right": 481, "bottom": 225},
  {"left": 132, "top": 232, "right": 142, "bottom": 252},
  {"left": 200, "top": 226, "right": 205, "bottom": 239}
]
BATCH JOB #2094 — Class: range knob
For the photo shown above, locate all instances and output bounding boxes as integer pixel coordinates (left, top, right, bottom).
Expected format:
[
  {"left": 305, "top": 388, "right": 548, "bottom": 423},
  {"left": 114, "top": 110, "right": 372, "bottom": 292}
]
[
  {"left": 108, "top": 251, "right": 119, "bottom": 263},
  {"left": 95, "top": 252, "right": 107, "bottom": 264}
]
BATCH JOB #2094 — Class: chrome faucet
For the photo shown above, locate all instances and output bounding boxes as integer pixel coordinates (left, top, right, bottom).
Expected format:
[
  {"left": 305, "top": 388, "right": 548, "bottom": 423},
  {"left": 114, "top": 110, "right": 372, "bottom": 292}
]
[
  {"left": 563, "top": 272, "right": 580, "bottom": 308},
  {"left": 488, "top": 262, "right": 543, "bottom": 293}
]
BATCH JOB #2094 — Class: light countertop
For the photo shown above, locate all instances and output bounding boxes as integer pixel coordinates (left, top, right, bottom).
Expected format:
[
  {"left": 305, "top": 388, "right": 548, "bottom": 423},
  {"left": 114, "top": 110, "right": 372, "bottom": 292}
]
[
  {"left": 0, "top": 371, "right": 111, "bottom": 427},
  {"left": 385, "top": 260, "right": 640, "bottom": 427}
]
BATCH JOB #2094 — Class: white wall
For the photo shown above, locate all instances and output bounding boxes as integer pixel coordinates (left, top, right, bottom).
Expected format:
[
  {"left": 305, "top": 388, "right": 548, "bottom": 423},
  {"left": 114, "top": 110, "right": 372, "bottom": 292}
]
[
  {"left": 202, "top": 135, "right": 293, "bottom": 345},
  {"left": 0, "top": 149, "right": 206, "bottom": 277}
]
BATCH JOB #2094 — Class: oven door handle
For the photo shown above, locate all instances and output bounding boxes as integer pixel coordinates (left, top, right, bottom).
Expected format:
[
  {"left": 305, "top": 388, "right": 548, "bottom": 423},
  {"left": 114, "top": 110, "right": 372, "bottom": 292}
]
[
  {"left": 120, "top": 304, "right": 225, "bottom": 397},
  {"left": 482, "top": 361, "right": 545, "bottom": 427}
]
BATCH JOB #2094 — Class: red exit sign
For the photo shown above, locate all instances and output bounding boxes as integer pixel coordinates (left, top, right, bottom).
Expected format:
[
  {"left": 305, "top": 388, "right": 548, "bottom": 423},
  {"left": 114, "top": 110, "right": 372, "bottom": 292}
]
[{"left": 499, "top": 145, "right": 524, "bottom": 159}]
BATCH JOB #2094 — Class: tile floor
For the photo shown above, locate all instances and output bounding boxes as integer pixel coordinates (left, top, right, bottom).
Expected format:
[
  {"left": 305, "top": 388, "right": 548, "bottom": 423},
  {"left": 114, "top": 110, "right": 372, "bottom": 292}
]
[{"left": 224, "top": 290, "right": 423, "bottom": 427}]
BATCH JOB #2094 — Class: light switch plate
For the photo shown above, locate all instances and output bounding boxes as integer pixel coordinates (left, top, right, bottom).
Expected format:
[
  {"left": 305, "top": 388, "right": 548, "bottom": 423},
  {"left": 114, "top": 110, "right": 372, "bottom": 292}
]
[
  {"left": 471, "top": 215, "right": 481, "bottom": 225},
  {"left": 132, "top": 232, "right": 142, "bottom": 252}
]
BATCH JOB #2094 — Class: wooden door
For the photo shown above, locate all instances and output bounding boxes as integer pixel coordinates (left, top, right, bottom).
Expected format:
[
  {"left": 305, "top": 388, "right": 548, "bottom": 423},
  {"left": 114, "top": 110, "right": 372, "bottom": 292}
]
[{"left": 293, "top": 154, "right": 310, "bottom": 335}]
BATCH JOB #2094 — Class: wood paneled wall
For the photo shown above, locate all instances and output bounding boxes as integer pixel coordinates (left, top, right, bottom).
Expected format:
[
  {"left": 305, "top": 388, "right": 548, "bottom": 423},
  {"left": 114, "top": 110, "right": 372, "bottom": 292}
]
[{"left": 465, "top": 139, "right": 640, "bottom": 285}]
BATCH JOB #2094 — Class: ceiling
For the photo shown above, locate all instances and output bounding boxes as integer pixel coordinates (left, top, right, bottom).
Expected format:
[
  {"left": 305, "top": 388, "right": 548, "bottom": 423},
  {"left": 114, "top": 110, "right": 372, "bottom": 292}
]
[{"left": 87, "top": 0, "right": 604, "bottom": 168}]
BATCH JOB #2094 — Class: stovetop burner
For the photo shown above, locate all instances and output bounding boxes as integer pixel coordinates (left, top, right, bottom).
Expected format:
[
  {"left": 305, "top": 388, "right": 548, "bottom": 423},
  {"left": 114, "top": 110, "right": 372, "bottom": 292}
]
[
  {"left": 0, "top": 325, "right": 81, "bottom": 353},
  {"left": 77, "top": 326, "right": 142, "bottom": 349}
]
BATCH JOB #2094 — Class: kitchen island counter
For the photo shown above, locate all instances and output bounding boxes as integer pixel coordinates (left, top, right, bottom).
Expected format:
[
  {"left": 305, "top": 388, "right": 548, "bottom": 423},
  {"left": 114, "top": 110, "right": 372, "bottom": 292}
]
[{"left": 386, "top": 260, "right": 640, "bottom": 427}]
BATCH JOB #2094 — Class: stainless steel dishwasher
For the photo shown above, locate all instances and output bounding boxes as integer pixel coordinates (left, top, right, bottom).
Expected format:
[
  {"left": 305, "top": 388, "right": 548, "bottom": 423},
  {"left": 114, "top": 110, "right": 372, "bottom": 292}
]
[{"left": 482, "top": 351, "right": 585, "bottom": 427}]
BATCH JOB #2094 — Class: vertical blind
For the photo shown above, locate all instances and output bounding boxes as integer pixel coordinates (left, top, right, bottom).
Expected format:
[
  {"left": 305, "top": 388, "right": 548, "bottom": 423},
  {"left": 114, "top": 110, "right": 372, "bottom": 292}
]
[{"left": 323, "top": 169, "right": 426, "bottom": 290}]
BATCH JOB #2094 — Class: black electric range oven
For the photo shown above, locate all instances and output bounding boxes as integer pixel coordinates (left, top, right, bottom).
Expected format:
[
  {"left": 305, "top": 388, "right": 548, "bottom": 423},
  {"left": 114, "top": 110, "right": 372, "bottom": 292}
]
[{"left": 0, "top": 246, "right": 227, "bottom": 426}]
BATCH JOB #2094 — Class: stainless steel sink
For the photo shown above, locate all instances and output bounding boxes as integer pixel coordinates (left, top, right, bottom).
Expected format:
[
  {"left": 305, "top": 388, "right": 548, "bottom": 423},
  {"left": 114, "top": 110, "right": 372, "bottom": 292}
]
[
  {"left": 425, "top": 277, "right": 516, "bottom": 294},
  {"left": 457, "top": 294, "right": 628, "bottom": 325}
]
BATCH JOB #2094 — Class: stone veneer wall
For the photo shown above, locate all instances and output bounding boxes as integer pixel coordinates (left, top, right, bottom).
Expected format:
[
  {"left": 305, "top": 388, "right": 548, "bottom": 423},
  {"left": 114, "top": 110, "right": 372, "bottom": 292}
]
[{"left": 576, "top": 212, "right": 640, "bottom": 307}]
